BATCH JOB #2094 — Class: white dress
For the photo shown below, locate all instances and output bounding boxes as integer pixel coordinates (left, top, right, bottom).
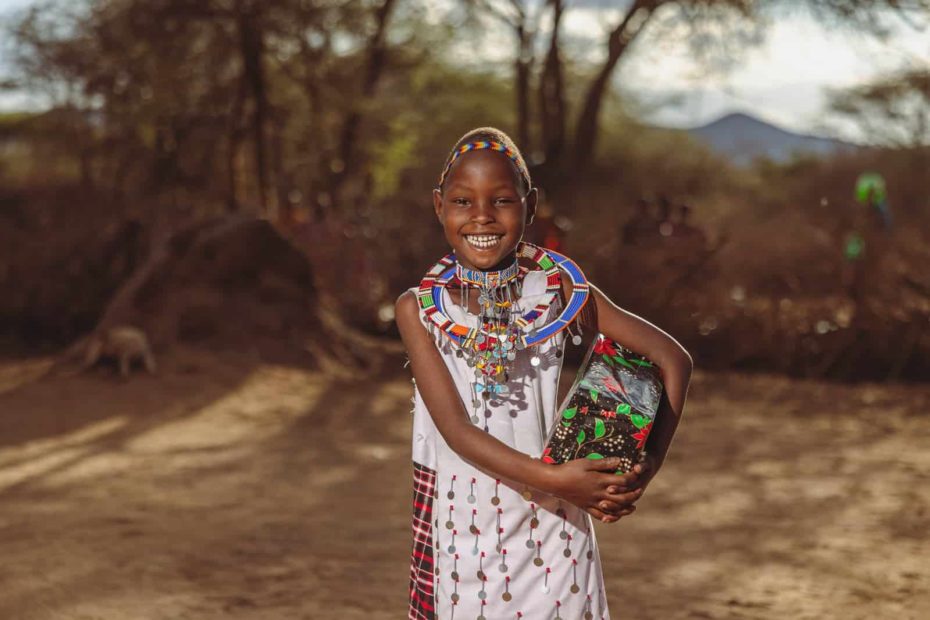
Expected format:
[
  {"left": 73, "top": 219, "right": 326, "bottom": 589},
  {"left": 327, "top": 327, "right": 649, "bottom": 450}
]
[{"left": 407, "top": 269, "right": 611, "bottom": 620}]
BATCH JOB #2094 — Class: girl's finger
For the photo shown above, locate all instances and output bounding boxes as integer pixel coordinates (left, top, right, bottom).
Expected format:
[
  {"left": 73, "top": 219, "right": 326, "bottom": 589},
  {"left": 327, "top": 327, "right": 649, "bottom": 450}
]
[
  {"left": 604, "top": 482, "right": 638, "bottom": 494},
  {"left": 609, "top": 470, "right": 640, "bottom": 486},
  {"left": 602, "top": 487, "right": 643, "bottom": 505},
  {"left": 596, "top": 499, "right": 627, "bottom": 513},
  {"left": 591, "top": 503, "right": 635, "bottom": 520},
  {"left": 587, "top": 457, "right": 623, "bottom": 472},
  {"left": 585, "top": 506, "right": 618, "bottom": 523}
]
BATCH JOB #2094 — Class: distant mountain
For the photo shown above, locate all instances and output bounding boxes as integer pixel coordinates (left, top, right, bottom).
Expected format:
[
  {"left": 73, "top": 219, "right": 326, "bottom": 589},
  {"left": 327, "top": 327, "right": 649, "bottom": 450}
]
[{"left": 686, "top": 112, "right": 855, "bottom": 165}]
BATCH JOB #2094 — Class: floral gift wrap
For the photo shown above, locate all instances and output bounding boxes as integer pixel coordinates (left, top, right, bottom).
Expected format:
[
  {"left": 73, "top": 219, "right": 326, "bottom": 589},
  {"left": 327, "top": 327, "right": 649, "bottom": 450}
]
[{"left": 542, "top": 334, "right": 665, "bottom": 473}]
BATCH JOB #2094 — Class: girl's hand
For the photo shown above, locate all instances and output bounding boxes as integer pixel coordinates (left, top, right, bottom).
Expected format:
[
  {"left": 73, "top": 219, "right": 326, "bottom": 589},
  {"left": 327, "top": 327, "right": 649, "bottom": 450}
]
[
  {"left": 599, "top": 452, "right": 658, "bottom": 516},
  {"left": 543, "top": 457, "right": 643, "bottom": 522}
]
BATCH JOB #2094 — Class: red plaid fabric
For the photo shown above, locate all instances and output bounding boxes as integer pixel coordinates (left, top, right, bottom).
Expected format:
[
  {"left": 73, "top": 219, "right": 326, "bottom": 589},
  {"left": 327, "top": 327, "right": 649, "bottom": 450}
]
[{"left": 409, "top": 461, "right": 437, "bottom": 620}]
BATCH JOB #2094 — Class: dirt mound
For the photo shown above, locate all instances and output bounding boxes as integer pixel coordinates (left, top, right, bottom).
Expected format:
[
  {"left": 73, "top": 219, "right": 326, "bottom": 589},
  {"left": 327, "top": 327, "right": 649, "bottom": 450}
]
[{"left": 85, "top": 215, "right": 324, "bottom": 365}]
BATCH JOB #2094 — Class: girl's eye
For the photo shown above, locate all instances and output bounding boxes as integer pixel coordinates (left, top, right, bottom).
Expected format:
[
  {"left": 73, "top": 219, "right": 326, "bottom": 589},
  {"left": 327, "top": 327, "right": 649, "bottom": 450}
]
[
  {"left": 452, "top": 197, "right": 470, "bottom": 206},
  {"left": 494, "top": 197, "right": 515, "bottom": 206}
]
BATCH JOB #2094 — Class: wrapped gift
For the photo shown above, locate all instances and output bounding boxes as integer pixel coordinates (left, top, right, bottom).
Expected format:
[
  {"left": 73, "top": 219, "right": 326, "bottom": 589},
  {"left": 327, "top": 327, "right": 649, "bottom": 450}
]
[{"left": 542, "top": 334, "right": 664, "bottom": 473}]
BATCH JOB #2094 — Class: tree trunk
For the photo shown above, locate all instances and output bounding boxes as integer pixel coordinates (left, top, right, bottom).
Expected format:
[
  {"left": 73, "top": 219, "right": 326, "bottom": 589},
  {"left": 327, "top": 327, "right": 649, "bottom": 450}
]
[
  {"left": 329, "top": 0, "right": 397, "bottom": 211},
  {"left": 538, "top": 0, "right": 566, "bottom": 168},
  {"left": 225, "top": 51, "right": 249, "bottom": 214},
  {"left": 515, "top": 22, "right": 532, "bottom": 154},
  {"left": 237, "top": 1, "right": 270, "bottom": 212},
  {"left": 571, "top": 0, "right": 653, "bottom": 175}
]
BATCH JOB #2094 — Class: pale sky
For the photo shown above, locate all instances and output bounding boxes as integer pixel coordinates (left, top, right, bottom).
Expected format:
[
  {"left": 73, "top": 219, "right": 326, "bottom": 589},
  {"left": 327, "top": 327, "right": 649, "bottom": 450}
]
[
  {"left": 2, "top": 0, "right": 928, "bottom": 140},
  {"left": 598, "top": 5, "right": 930, "bottom": 137}
]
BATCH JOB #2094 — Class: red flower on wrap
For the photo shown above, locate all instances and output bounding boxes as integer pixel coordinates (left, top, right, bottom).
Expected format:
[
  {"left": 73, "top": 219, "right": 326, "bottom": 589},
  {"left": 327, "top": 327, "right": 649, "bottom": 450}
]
[
  {"left": 632, "top": 422, "right": 652, "bottom": 450},
  {"left": 601, "top": 376, "right": 622, "bottom": 395},
  {"left": 593, "top": 338, "right": 618, "bottom": 357},
  {"left": 541, "top": 446, "right": 556, "bottom": 464}
]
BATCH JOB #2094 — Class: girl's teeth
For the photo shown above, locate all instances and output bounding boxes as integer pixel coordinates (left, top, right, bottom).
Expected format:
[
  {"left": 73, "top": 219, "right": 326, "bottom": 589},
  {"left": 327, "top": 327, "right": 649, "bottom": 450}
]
[{"left": 466, "top": 235, "right": 501, "bottom": 249}]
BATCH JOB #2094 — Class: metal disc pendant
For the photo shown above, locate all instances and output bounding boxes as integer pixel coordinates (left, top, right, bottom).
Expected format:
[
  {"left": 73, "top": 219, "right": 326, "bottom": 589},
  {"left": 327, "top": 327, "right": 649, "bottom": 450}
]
[
  {"left": 445, "top": 520, "right": 454, "bottom": 529},
  {"left": 533, "top": 557, "right": 544, "bottom": 567},
  {"left": 447, "top": 491, "right": 455, "bottom": 500},
  {"left": 469, "top": 525, "right": 479, "bottom": 535},
  {"left": 585, "top": 613, "right": 593, "bottom": 620},
  {"left": 455, "top": 349, "right": 464, "bottom": 358},
  {"left": 447, "top": 544, "right": 456, "bottom": 553},
  {"left": 525, "top": 539, "right": 534, "bottom": 549},
  {"left": 587, "top": 550, "right": 593, "bottom": 560},
  {"left": 559, "top": 531, "right": 568, "bottom": 540},
  {"left": 451, "top": 571, "right": 459, "bottom": 581},
  {"left": 451, "top": 593, "right": 459, "bottom": 603},
  {"left": 478, "top": 591, "right": 487, "bottom": 601},
  {"left": 498, "top": 563, "right": 507, "bottom": 573},
  {"left": 477, "top": 570, "right": 486, "bottom": 581},
  {"left": 563, "top": 549, "right": 572, "bottom": 558},
  {"left": 495, "top": 542, "right": 502, "bottom": 552},
  {"left": 491, "top": 496, "right": 500, "bottom": 506},
  {"left": 521, "top": 489, "right": 533, "bottom": 501},
  {"left": 530, "top": 356, "right": 541, "bottom": 367},
  {"left": 571, "top": 584, "right": 580, "bottom": 594},
  {"left": 467, "top": 495, "right": 476, "bottom": 504},
  {"left": 470, "top": 415, "right": 480, "bottom": 424},
  {"left": 530, "top": 518, "right": 539, "bottom": 529},
  {"left": 541, "top": 584, "right": 550, "bottom": 594},
  {"left": 502, "top": 592, "right": 512, "bottom": 602},
  {"left": 572, "top": 334, "right": 582, "bottom": 346},
  {"left": 472, "top": 546, "right": 479, "bottom": 556}
]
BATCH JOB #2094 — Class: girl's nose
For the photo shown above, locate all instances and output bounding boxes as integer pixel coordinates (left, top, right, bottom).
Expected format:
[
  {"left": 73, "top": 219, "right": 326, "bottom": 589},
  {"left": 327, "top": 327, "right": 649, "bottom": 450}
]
[{"left": 471, "top": 200, "right": 495, "bottom": 223}]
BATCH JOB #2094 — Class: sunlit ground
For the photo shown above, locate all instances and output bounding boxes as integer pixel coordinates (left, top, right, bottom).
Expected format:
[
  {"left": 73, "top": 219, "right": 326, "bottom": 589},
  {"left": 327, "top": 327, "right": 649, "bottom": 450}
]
[{"left": 0, "top": 351, "right": 927, "bottom": 619}]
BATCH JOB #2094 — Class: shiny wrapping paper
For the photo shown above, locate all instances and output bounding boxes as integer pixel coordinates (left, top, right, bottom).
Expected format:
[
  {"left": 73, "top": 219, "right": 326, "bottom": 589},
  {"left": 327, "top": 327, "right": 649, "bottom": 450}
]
[{"left": 542, "top": 334, "right": 664, "bottom": 473}]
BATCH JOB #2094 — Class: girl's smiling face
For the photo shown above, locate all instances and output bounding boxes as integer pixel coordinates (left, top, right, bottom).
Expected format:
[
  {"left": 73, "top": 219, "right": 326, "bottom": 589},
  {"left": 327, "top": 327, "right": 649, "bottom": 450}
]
[{"left": 432, "top": 150, "right": 537, "bottom": 271}]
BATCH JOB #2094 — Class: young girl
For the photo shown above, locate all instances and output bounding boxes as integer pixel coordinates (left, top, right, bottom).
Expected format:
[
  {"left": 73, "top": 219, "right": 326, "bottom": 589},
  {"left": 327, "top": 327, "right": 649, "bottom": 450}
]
[{"left": 396, "top": 127, "right": 693, "bottom": 619}]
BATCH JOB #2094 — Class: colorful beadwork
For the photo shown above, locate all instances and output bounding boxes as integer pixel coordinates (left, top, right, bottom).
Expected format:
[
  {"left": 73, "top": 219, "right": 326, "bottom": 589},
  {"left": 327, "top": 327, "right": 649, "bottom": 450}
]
[
  {"left": 456, "top": 260, "right": 521, "bottom": 289},
  {"left": 418, "top": 242, "right": 591, "bottom": 432},
  {"left": 418, "top": 242, "right": 588, "bottom": 350},
  {"left": 438, "top": 140, "right": 529, "bottom": 189}
]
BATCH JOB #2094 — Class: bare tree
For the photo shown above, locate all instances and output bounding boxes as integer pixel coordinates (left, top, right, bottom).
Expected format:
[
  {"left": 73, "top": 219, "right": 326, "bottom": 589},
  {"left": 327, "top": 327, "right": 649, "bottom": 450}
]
[
  {"left": 830, "top": 69, "right": 930, "bottom": 149},
  {"left": 468, "top": 0, "right": 548, "bottom": 152},
  {"left": 534, "top": 0, "right": 928, "bottom": 201},
  {"left": 538, "top": 0, "right": 566, "bottom": 169}
]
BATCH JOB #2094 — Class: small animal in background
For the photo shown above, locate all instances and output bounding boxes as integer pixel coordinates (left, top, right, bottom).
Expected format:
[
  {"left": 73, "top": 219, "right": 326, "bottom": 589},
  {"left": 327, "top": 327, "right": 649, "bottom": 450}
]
[{"left": 83, "top": 326, "right": 157, "bottom": 379}]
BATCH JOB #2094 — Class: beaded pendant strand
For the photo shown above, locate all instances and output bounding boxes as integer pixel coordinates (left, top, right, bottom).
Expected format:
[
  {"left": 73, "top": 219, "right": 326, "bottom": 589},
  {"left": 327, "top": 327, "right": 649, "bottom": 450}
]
[{"left": 418, "top": 242, "right": 590, "bottom": 431}]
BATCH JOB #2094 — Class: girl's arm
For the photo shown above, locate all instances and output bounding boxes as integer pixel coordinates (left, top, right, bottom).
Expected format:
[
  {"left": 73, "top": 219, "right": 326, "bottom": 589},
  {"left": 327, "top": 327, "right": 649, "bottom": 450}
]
[
  {"left": 396, "top": 290, "right": 640, "bottom": 522},
  {"left": 586, "top": 283, "right": 693, "bottom": 487}
]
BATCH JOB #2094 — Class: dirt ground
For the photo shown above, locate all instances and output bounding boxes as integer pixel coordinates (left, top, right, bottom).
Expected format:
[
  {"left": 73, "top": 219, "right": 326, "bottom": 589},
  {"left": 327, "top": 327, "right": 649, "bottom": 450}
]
[{"left": 0, "top": 348, "right": 927, "bottom": 620}]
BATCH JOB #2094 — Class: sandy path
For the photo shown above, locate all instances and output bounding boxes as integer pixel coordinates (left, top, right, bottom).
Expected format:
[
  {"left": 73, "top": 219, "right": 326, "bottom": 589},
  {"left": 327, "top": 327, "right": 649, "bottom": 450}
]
[{"left": 0, "top": 350, "right": 927, "bottom": 619}]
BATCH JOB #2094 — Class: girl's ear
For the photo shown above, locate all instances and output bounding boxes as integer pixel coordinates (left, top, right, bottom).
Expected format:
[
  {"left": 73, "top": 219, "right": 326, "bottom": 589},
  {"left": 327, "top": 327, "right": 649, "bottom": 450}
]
[
  {"left": 525, "top": 187, "right": 538, "bottom": 226},
  {"left": 432, "top": 188, "right": 443, "bottom": 221}
]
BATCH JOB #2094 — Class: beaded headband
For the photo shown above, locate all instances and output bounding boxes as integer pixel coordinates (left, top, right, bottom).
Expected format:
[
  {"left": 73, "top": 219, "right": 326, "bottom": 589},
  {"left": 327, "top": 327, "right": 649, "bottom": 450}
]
[{"left": 437, "top": 140, "right": 530, "bottom": 190}]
